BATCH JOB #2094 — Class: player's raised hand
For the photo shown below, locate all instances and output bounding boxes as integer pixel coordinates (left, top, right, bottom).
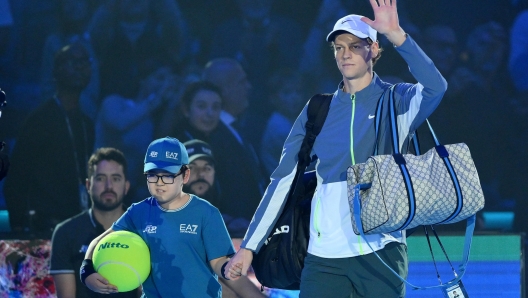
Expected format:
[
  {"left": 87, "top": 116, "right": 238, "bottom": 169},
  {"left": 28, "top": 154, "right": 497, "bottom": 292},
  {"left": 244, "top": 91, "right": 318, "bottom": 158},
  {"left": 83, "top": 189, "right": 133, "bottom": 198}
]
[{"left": 362, "top": 0, "right": 407, "bottom": 46}]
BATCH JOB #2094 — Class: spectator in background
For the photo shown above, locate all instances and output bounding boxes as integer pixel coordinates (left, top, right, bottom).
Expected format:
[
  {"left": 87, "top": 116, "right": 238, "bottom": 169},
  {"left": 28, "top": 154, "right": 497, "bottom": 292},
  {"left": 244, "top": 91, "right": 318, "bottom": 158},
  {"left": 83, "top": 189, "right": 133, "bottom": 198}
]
[
  {"left": 509, "top": 9, "right": 528, "bottom": 95},
  {"left": 182, "top": 139, "right": 265, "bottom": 298},
  {"left": 95, "top": 66, "right": 178, "bottom": 204},
  {"left": 4, "top": 42, "right": 95, "bottom": 237},
  {"left": 50, "top": 147, "right": 139, "bottom": 298},
  {"left": 89, "top": 0, "right": 188, "bottom": 101},
  {"left": 431, "top": 21, "right": 514, "bottom": 212},
  {"left": 203, "top": 58, "right": 266, "bottom": 223},
  {"left": 448, "top": 21, "right": 511, "bottom": 98},
  {"left": 183, "top": 139, "right": 249, "bottom": 238},
  {"left": 420, "top": 25, "right": 458, "bottom": 79},
  {"left": 40, "top": 0, "right": 101, "bottom": 120},
  {"left": 299, "top": 0, "right": 349, "bottom": 93},
  {"left": 0, "top": 0, "right": 13, "bottom": 76},
  {"left": 183, "top": 140, "right": 220, "bottom": 209},
  {"left": 177, "top": 0, "right": 238, "bottom": 66},
  {"left": 404, "top": 0, "right": 516, "bottom": 45},
  {"left": 155, "top": 63, "right": 205, "bottom": 137},
  {"left": 164, "top": 80, "right": 223, "bottom": 143},
  {"left": 1, "top": 0, "right": 55, "bottom": 142},
  {"left": 8, "top": 0, "right": 57, "bottom": 86},
  {"left": 202, "top": 58, "right": 251, "bottom": 143},
  {"left": 209, "top": 0, "right": 303, "bottom": 134},
  {"left": 260, "top": 69, "right": 308, "bottom": 177}
]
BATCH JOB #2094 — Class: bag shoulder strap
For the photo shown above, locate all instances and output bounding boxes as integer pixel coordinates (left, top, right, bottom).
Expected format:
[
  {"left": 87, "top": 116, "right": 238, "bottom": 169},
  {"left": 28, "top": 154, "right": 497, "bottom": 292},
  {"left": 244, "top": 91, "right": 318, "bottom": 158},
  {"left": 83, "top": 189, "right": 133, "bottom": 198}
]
[
  {"left": 299, "top": 93, "right": 333, "bottom": 165},
  {"left": 289, "top": 93, "right": 333, "bottom": 202},
  {"left": 372, "top": 86, "right": 394, "bottom": 156}
]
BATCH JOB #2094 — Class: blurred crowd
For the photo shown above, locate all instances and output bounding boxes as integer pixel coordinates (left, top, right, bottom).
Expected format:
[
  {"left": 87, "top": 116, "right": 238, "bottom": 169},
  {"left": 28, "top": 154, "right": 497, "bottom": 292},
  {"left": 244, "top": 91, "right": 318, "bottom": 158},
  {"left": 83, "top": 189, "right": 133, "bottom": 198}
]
[{"left": 0, "top": 0, "right": 528, "bottom": 240}]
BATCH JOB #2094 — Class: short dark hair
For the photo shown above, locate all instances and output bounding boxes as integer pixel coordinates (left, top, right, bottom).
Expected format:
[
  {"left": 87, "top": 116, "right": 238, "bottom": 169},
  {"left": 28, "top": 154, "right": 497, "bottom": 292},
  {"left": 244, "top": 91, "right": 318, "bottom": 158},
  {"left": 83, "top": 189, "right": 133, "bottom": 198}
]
[
  {"left": 180, "top": 81, "right": 223, "bottom": 112},
  {"left": 179, "top": 165, "right": 189, "bottom": 179},
  {"left": 87, "top": 147, "right": 128, "bottom": 179}
]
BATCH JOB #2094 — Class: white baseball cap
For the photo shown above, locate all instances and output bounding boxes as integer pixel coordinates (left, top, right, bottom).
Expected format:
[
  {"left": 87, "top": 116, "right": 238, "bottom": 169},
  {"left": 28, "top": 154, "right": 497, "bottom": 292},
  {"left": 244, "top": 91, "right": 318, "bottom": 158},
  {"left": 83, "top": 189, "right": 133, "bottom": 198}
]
[{"left": 326, "top": 14, "right": 377, "bottom": 42}]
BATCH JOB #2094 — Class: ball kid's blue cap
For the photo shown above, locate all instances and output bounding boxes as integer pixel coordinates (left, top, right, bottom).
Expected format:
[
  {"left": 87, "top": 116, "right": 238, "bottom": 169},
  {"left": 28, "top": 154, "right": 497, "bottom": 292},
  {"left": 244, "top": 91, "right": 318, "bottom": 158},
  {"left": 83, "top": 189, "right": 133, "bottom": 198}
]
[{"left": 144, "top": 137, "right": 189, "bottom": 174}]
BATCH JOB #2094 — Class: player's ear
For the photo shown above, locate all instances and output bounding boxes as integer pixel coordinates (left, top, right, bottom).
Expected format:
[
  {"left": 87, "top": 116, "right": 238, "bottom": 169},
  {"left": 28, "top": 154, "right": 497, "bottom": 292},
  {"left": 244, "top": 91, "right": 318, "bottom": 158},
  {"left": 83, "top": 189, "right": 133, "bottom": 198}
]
[{"left": 371, "top": 41, "right": 379, "bottom": 58}]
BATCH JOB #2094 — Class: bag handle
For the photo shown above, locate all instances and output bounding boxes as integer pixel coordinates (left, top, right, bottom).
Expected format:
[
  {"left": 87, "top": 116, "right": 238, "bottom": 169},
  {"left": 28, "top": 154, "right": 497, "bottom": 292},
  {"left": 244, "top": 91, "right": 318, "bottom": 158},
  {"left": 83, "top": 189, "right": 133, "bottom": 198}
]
[
  {"left": 387, "top": 86, "right": 465, "bottom": 227},
  {"left": 372, "top": 87, "right": 391, "bottom": 156}
]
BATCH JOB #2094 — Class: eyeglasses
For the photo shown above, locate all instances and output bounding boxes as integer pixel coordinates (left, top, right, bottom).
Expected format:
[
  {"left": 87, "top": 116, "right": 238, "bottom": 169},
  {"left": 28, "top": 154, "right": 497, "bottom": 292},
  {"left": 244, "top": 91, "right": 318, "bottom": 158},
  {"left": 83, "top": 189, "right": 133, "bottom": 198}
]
[{"left": 145, "top": 172, "right": 182, "bottom": 184}]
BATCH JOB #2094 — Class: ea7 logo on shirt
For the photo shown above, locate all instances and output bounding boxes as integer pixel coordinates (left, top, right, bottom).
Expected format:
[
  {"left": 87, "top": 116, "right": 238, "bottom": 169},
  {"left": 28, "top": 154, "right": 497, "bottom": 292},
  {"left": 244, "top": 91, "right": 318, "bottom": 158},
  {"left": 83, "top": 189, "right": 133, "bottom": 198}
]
[
  {"left": 180, "top": 224, "right": 198, "bottom": 234},
  {"left": 143, "top": 225, "right": 157, "bottom": 234},
  {"left": 165, "top": 151, "right": 179, "bottom": 160}
]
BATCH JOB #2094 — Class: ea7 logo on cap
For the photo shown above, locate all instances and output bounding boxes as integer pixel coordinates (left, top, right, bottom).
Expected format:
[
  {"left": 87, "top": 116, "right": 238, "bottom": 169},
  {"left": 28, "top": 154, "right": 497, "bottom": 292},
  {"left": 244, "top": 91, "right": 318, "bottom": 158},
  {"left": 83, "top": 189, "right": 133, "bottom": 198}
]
[
  {"left": 166, "top": 151, "right": 179, "bottom": 160},
  {"left": 149, "top": 151, "right": 158, "bottom": 158}
]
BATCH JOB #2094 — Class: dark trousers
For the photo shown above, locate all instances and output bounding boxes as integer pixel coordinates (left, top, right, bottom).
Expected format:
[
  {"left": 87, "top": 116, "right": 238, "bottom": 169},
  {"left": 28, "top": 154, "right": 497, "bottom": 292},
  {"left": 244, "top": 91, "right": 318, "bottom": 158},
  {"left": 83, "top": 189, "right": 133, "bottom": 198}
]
[{"left": 299, "top": 242, "right": 408, "bottom": 298}]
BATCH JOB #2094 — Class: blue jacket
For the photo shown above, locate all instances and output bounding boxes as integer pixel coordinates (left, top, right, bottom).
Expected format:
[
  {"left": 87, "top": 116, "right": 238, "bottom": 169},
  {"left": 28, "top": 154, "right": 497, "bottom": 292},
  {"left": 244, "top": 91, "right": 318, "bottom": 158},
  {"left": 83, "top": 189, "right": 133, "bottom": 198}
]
[{"left": 242, "top": 35, "right": 447, "bottom": 258}]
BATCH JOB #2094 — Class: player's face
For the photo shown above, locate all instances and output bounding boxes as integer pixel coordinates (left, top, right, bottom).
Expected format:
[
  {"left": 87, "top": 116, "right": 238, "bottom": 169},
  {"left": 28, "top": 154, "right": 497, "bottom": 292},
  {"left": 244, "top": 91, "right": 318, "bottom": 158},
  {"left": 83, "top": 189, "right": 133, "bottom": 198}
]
[
  {"left": 146, "top": 169, "right": 189, "bottom": 208},
  {"left": 187, "top": 90, "right": 222, "bottom": 134},
  {"left": 186, "top": 159, "right": 215, "bottom": 196},
  {"left": 333, "top": 33, "right": 377, "bottom": 81},
  {"left": 88, "top": 160, "right": 129, "bottom": 211}
]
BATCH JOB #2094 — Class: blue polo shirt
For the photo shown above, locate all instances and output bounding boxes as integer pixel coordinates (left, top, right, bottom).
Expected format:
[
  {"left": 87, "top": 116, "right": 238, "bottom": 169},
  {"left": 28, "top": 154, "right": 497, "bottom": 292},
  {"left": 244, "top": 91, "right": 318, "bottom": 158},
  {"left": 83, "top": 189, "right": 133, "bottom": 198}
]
[{"left": 113, "top": 195, "right": 235, "bottom": 298}]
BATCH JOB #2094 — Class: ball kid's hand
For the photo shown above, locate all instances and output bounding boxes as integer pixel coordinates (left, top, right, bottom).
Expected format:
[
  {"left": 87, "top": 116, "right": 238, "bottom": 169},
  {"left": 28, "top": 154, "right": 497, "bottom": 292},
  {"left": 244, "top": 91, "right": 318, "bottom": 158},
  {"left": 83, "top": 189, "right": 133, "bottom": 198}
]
[{"left": 85, "top": 272, "right": 119, "bottom": 294}]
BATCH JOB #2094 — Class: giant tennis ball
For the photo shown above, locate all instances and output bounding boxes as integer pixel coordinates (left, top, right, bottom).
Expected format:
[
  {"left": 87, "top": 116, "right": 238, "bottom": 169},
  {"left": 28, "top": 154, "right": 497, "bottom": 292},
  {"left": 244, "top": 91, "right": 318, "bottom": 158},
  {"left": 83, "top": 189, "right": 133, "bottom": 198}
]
[{"left": 92, "top": 230, "right": 150, "bottom": 292}]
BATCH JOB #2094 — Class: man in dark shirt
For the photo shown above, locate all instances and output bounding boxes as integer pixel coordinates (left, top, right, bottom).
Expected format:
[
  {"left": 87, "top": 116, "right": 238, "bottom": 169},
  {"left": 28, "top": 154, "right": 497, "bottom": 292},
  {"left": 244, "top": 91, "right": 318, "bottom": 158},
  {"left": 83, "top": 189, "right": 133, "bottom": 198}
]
[
  {"left": 50, "top": 147, "right": 139, "bottom": 298},
  {"left": 4, "top": 42, "right": 95, "bottom": 237},
  {"left": 202, "top": 58, "right": 266, "bottom": 222}
]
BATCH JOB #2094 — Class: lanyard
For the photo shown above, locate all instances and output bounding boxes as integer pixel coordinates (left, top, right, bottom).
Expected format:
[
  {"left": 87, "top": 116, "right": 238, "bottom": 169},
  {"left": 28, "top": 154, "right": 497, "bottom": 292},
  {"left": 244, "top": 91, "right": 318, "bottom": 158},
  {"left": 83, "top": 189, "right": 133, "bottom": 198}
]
[{"left": 54, "top": 97, "right": 88, "bottom": 184}]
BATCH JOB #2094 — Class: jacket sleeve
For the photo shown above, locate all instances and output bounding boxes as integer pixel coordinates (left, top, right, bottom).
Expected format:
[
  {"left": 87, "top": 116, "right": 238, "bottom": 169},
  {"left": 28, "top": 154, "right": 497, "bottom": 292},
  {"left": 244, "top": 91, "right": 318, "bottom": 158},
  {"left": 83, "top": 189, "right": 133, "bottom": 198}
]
[
  {"left": 241, "top": 104, "right": 310, "bottom": 252},
  {"left": 392, "top": 35, "right": 448, "bottom": 149}
]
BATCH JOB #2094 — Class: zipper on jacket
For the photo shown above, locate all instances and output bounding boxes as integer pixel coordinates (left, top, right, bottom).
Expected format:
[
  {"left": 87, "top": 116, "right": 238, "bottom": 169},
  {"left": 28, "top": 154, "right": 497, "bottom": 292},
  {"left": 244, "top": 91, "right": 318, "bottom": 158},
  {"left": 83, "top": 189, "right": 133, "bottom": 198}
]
[
  {"left": 350, "top": 94, "right": 364, "bottom": 255},
  {"left": 314, "top": 196, "right": 322, "bottom": 241},
  {"left": 350, "top": 94, "right": 356, "bottom": 165}
]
